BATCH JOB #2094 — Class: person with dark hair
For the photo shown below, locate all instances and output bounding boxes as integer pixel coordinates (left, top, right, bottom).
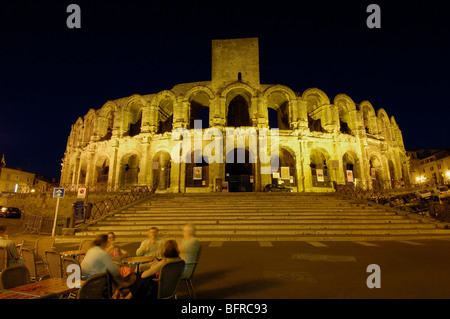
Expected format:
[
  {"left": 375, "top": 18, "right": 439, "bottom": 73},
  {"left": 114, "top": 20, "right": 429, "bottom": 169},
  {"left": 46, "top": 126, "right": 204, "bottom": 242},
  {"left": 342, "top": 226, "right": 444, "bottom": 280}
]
[
  {"left": 117, "top": 240, "right": 182, "bottom": 299},
  {"left": 0, "top": 225, "right": 22, "bottom": 267},
  {"left": 81, "top": 234, "right": 122, "bottom": 282}
]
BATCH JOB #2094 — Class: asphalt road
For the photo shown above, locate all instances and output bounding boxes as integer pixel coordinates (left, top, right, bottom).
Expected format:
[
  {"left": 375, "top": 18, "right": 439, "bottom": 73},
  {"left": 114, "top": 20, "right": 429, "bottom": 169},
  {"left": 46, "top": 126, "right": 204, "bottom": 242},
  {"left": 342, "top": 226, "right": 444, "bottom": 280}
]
[{"left": 2, "top": 217, "right": 450, "bottom": 299}]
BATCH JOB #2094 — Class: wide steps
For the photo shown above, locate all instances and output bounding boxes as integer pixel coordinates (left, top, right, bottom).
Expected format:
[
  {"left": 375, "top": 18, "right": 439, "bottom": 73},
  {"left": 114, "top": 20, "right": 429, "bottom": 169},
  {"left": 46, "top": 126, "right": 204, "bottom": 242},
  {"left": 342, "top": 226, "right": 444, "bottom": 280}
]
[{"left": 70, "top": 193, "right": 450, "bottom": 242}]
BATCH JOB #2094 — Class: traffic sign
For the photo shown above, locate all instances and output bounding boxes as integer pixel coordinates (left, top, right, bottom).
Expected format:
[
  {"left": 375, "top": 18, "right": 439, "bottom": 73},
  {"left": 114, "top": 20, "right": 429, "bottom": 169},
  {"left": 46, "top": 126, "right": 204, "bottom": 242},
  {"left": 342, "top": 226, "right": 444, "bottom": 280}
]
[{"left": 53, "top": 188, "right": 65, "bottom": 198}]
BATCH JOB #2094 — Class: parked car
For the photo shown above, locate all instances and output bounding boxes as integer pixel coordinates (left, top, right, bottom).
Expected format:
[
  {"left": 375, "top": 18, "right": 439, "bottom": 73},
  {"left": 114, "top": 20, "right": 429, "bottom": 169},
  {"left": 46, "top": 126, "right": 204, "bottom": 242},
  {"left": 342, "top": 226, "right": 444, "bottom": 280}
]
[
  {"left": 0, "top": 207, "right": 22, "bottom": 218},
  {"left": 415, "top": 189, "right": 432, "bottom": 200},
  {"left": 263, "top": 184, "right": 293, "bottom": 192},
  {"left": 435, "top": 186, "right": 450, "bottom": 199}
]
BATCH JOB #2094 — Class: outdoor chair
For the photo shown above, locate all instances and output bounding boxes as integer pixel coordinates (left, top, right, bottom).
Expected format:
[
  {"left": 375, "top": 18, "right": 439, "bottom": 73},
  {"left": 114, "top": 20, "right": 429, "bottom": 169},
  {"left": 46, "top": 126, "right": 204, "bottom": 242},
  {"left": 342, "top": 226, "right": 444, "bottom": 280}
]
[
  {"left": 45, "top": 250, "right": 63, "bottom": 278},
  {"left": 12, "top": 238, "right": 24, "bottom": 255},
  {"left": 154, "top": 260, "right": 186, "bottom": 299},
  {"left": 181, "top": 245, "right": 202, "bottom": 299},
  {"left": 35, "top": 237, "right": 55, "bottom": 265},
  {"left": 21, "top": 248, "right": 49, "bottom": 282},
  {"left": 0, "top": 247, "right": 7, "bottom": 272},
  {"left": 0, "top": 265, "right": 31, "bottom": 290},
  {"left": 77, "top": 239, "right": 93, "bottom": 262},
  {"left": 62, "top": 257, "right": 80, "bottom": 278},
  {"left": 77, "top": 272, "right": 109, "bottom": 299}
]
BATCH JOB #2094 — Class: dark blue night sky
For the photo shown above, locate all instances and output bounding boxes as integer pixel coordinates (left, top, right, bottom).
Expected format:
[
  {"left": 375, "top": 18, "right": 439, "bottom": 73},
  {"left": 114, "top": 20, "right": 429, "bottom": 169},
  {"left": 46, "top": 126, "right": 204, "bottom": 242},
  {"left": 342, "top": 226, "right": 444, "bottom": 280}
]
[{"left": 0, "top": 0, "right": 449, "bottom": 179}]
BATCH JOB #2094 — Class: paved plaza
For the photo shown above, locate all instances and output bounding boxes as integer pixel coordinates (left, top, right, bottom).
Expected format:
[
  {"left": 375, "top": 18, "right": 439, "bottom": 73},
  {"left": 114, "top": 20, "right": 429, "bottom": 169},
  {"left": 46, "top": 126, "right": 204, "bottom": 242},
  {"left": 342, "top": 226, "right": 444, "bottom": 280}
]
[{"left": 5, "top": 215, "right": 450, "bottom": 299}]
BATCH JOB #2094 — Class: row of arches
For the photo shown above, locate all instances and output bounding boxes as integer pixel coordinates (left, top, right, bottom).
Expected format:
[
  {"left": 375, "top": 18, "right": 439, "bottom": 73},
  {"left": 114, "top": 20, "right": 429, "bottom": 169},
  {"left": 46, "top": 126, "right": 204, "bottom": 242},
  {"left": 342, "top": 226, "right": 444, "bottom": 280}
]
[
  {"left": 64, "top": 145, "right": 403, "bottom": 192},
  {"left": 66, "top": 84, "right": 403, "bottom": 152}
]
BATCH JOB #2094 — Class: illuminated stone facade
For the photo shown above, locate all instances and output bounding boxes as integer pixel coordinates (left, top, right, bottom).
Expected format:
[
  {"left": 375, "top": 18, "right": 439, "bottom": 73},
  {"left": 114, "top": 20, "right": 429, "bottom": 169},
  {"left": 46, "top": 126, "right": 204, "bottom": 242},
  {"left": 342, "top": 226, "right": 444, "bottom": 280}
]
[{"left": 60, "top": 38, "right": 410, "bottom": 193}]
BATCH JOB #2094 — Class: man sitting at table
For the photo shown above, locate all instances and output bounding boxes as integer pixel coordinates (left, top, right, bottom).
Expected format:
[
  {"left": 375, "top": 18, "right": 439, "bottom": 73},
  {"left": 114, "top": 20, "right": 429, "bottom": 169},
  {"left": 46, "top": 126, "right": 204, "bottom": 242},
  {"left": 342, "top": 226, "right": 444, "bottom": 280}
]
[
  {"left": 136, "top": 227, "right": 164, "bottom": 271},
  {"left": 0, "top": 225, "right": 22, "bottom": 267},
  {"left": 81, "top": 234, "right": 124, "bottom": 285}
]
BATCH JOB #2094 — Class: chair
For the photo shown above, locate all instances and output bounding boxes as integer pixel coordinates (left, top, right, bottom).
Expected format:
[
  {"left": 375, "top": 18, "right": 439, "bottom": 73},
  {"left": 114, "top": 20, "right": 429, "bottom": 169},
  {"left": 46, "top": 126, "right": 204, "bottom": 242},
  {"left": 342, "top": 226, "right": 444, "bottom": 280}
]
[
  {"left": 77, "top": 273, "right": 109, "bottom": 299},
  {"left": 45, "top": 250, "right": 63, "bottom": 278},
  {"left": 0, "top": 265, "right": 30, "bottom": 290},
  {"left": 155, "top": 260, "right": 186, "bottom": 299},
  {"left": 0, "top": 247, "right": 7, "bottom": 272},
  {"left": 77, "top": 239, "right": 93, "bottom": 262},
  {"left": 62, "top": 257, "right": 80, "bottom": 278},
  {"left": 21, "top": 248, "right": 49, "bottom": 282},
  {"left": 11, "top": 238, "right": 24, "bottom": 255},
  {"left": 35, "top": 237, "right": 55, "bottom": 265},
  {"left": 181, "top": 245, "right": 202, "bottom": 299}
]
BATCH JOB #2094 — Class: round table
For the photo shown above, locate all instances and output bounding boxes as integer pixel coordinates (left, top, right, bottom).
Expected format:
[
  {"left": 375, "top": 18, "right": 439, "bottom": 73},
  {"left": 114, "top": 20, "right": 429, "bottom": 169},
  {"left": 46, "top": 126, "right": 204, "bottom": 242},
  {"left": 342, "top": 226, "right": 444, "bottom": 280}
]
[
  {"left": 60, "top": 250, "right": 87, "bottom": 258},
  {"left": 121, "top": 256, "right": 155, "bottom": 274}
]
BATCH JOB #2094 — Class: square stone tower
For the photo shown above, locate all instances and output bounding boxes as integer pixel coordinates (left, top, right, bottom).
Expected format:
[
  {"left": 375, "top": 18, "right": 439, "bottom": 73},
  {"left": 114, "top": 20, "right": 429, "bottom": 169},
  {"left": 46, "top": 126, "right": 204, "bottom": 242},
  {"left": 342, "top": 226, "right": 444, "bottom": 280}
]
[{"left": 211, "top": 37, "right": 260, "bottom": 89}]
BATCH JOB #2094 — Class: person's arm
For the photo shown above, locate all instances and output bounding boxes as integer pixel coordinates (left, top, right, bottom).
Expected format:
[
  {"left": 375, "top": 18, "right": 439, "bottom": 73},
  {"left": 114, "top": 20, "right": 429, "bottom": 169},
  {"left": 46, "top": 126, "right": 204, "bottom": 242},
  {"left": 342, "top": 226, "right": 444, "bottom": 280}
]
[
  {"left": 141, "top": 260, "right": 164, "bottom": 279},
  {"left": 136, "top": 240, "right": 148, "bottom": 256}
]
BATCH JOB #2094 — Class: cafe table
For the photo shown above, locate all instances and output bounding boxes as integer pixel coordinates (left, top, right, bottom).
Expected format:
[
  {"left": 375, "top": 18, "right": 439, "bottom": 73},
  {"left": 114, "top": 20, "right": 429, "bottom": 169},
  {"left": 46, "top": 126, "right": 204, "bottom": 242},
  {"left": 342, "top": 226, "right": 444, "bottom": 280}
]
[
  {"left": 121, "top": 256, "right": 155, "bottom": 274},
  {"left": 0, "top": 290, "right": 38, "bottom": 299},
  {"left": 7, "top": 277, "right": 80, "bottom": 297}
]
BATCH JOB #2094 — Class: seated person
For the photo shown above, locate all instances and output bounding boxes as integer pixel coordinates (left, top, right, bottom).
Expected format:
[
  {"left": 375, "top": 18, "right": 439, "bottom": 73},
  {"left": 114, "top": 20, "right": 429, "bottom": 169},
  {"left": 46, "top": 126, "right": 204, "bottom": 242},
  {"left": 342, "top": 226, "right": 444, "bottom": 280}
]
[
  {"left": 179, "top": 224, "right": 201, "bottom": 279},
  {"left": 105, "top": 232, "right": 133, "bottom": 279},
  {"left": 136, "top": 227, "right": 165, "bottom": 271},
  {"left": 81, "top": 234, "right": 123, "bottom": 283},
  {"left": 118, "top": 240, "right": 182, "bottom": 299},
  {"left": 0, "top": 225, "right": 22, "bottom": 267}
]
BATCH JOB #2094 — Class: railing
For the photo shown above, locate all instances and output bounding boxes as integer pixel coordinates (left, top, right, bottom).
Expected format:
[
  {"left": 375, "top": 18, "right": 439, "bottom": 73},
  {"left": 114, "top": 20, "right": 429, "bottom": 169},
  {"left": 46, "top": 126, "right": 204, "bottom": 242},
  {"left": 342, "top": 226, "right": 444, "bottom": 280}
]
[
  {"left": 335, "top": 182, "right": 450, "bottom": 223},
  {"left": 80, "top": 185, "right": 154, "bottom": 224}
]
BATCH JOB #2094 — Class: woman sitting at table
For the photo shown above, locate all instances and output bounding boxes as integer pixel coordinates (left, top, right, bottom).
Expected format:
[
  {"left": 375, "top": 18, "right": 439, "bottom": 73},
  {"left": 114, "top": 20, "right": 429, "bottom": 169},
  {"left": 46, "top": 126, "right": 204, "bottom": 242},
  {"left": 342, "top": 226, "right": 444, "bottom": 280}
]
[
  {"left": 105, "top": 232, "right": 134, "bottom": 280},
  {"left": 116, "top": 240, "right": 182, "bottom": 299}
]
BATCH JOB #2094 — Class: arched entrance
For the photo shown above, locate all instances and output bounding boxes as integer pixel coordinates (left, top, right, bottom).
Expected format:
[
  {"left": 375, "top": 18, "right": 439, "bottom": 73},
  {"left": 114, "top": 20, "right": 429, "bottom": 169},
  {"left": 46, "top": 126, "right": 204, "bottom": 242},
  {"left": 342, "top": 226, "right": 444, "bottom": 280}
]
[
  {"left": 369, "top": 156, "right": 383, "bottom": 189},
  {"left": 152, "top": 151, "right": 172, "bottom": 190},
  {"left": 342, "top": 152, "right": 360, "bottom": 186},
  {"left": 310, "top": 149, "right": 331, "bottom": 187},
  {"left": 272, "top": 148, "right": 297, "bottom": 187},
  {"left": 225, "top": 148, "right": 254, "bottom": 192},
  {"left": 119, "top": 154, "right": 140, "bottom": 186}
]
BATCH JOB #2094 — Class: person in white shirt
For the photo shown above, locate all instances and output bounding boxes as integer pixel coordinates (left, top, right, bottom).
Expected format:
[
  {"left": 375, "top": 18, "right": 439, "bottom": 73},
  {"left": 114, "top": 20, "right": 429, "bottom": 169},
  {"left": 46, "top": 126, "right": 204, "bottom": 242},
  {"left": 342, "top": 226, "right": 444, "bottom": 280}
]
[
  {"left": 179, "top": 224, "right": 201, "bottom": 279},
  {"left": 136, "top": 227, "right": 164, "bottom": 258},
  {"left": 81, "top": 234, "right": 121, "bottom": 281}
]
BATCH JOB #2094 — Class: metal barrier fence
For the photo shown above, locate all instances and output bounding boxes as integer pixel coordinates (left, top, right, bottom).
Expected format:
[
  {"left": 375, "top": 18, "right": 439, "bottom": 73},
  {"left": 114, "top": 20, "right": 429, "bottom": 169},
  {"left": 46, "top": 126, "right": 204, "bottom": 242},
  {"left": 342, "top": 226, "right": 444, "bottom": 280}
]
[{"left": 335, "top": 183, "right": 450, "bottom": 223}]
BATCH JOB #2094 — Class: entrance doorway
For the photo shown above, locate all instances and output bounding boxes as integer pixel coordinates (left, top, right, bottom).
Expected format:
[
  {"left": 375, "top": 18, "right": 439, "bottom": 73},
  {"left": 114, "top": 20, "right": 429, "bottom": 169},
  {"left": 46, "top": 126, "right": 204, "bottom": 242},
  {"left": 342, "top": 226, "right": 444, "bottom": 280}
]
[{"left": 225, "top": 148, "right": 254, "bottom": 192}]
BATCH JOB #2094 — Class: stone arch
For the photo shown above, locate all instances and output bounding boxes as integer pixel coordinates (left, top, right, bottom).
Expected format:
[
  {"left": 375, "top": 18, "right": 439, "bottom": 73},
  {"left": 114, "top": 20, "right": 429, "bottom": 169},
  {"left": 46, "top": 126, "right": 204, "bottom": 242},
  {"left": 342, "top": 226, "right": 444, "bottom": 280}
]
[
  {"left": 119, "top": 153, "right": 141, "bottom": 185},
  {"left": 219, "top": 83, "right": 257, "bottom": 127},
  {"left": 359, "top": 101, "right": 377, "bottom": 135},
  {"left": 368, "top": 154, "right": 384, "bottom": 189},
  {"left": 124, "top": 95, "right": 146, "bottom": 137},
  {"left": 82, "top": 109, "right": 97, "bottom": 146},
  {"left": 152, "top": 150, "right": 172, "bottom": 190},
  {"left": 98, "top": 101, "right": 118, "bottom": 141},
  {"left": 275, "top": 147, "right": 297, "bottom": 187},
  {"left": 342, "top": 150, "right": 361, "bottom": 184},
  {"left": 94, "top": 155, "right": 111, "bottom": 184},
  {"left": 377, "top": 108, "right": 392, "bottom": 141},
  {"left": 153, "top": 90, "right": 176, "bottom": 134},
  {"left": 303, "top": 88, "right": 330, "bottom": 133},
  {"left": 185, "top": 149, "right": 209, "bottom": 188},
  {"left": 309, "top": 148, "right": 332, "bottom": 187},
  {"left": 334, "top": 94, "right": 356, "bottom": 135},
  {"left": 185, "top": 86, "right": 214, "bottom": 129},
  {"left": 264, "top": 85, "right": 296, "bottom": 130}
]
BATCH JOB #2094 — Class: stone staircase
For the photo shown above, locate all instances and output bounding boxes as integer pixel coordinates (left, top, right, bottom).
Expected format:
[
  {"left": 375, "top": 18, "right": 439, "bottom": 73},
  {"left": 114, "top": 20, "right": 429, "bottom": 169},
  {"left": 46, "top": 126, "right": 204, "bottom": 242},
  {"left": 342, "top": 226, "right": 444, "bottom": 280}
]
[{"left": 68, "top": 193, "right": 450, "bottom": 242}]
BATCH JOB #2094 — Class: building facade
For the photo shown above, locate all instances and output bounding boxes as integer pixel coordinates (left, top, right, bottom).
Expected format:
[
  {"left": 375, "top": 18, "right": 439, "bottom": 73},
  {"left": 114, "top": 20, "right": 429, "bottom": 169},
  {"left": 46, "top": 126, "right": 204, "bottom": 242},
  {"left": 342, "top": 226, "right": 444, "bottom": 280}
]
[
  {"left": 0, "top": 166, "right": 36, "bottom": 194},
  {"left": 60, "top": 38, "right": 410, "bottom": 193},
  {"left": 408, "top": 149, "right": 450, "bottom": 185}
]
